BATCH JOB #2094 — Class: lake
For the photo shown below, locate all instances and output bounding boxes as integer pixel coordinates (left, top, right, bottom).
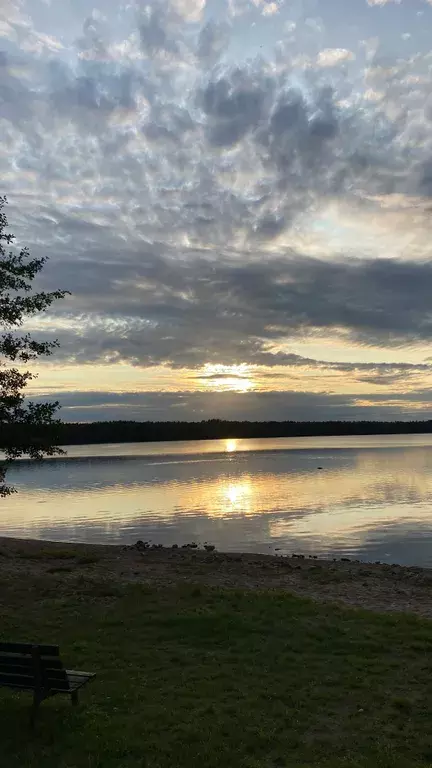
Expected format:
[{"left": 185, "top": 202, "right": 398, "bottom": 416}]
[{"left": 3, "top": 434, "right": 432, "bottom": 567}]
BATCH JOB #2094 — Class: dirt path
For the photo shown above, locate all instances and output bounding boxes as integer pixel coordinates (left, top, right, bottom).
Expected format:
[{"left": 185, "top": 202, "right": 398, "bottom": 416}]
[{"left": 1, "top": 536, "right": 432, "bottom": 618}]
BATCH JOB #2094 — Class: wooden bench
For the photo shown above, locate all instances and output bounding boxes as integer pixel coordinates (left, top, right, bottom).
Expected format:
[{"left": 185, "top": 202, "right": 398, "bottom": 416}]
[{"left": 0, "top": 642, "right": 95, "bottom": 724}]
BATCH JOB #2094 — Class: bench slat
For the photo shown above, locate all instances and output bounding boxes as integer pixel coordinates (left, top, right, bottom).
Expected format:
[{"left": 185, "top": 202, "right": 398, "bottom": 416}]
[
  {"left": 66, "top": 670, "right": 96, "bottom": 678},
  {"left": 0, "top": 656, "right": 34, "bottom": 668},
  {"left": 0, "top": 672, "right": 35, "bottom": 689},
  {"left": 45, "top": 679, "right": 70, "bottom": 692},
  {"left": 0, "top": 663, "right": 36, "bottom": 677},
  {"left": 63, "top": 671, "right": 95, "bottom": 692},
  {"left": 41, "top": 659, "right": 63, "bottom": 670},
  {"left": 67, "top": 671, "right": 95, "bottom": 683},
  {"left": 47, "top": 673, "right": 94, "bottom": 693},
  {"left": 0, "top": 656, "right": 63, "bottom": 670},
  {"left": 0, "top": 642, "right": 59, "bottom": 656},
  {"left": 43, "top": 667, "right": 70, "bottom": 691},
  {"left": 42, "top": 668, "right": 68, "bottom": 681}
]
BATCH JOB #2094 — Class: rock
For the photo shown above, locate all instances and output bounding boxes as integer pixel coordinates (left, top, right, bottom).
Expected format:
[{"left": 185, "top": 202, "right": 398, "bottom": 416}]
[
  {"left": 204, "top": 544, "right": 215, "bottom": 552},
  {"left": 172, "top": 544, "right": 178, "bottom": 549},
  {"left": 135, "top": 540, "right": 150, "bottom": 551}
]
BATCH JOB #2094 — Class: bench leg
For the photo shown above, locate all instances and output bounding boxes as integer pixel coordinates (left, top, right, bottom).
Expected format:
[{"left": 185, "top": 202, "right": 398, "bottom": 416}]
[
  {"left": 30, "top": 692, "right": 42, "bottom": 728},
  {"left": 71, "top": 690, "right": 79, "bottom": 706}
]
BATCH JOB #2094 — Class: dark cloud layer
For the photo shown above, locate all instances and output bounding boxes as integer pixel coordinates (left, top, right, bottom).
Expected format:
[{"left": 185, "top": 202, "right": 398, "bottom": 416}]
[
  {"left": 37, "top": 251, "right": 432, "bottom": 368},
  {"left": 31, "top": 388, "right": 431, "bottom": 423}
]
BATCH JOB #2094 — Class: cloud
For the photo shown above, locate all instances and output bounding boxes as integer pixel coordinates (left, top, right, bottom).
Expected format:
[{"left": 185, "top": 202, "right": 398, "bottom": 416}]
[
  {"left": 2, "top": 0, "right": 432, "bottom": 417},
  {"left": 197, "top": 20, "right": 230, "bottom": 66},
  {"left": 28, "top": 249, "right": 432, "bottom": 369},
  {"left": 367, "top": 0, "right": 401, "bottom": 5},
  {"left": 30, "top": 389, "right": 431, "bottom": 423},
  {"left": 317, "top": 49, "right": 355, "bottom": 67},
  {"left": 227, "top": 0, "right": 283, "bottom": 16},
  {"left": 170, "top": 0, "right": 206, "bottom": 22},
  {"left": 137, "top": 2, "right": 180, "bottom": 56},
  {"left": 261, "top": 2, "right": 279, "bottom": 15},
  {"left": 0, "top": 0, "right": 64, "bottom": 54},
  {"left": 199, "top": 67, "right": 274, "bottom": 147}
]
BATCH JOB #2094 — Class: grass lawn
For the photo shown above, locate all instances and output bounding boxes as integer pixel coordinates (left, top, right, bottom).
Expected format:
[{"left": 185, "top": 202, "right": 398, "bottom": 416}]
[{"left": 1, "top": 575, "right": 432, "bottom": 768}]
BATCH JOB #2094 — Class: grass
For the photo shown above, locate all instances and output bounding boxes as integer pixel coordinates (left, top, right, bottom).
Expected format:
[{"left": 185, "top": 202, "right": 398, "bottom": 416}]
[
  {"left": 1, "top": 576, "right": 432, "bottom": 768},
  {"left": 15, "top": 548, "right": 81, "bottom": 561},
  {"left": 13, "top": 548, "right": 100, "bottom": 565}
]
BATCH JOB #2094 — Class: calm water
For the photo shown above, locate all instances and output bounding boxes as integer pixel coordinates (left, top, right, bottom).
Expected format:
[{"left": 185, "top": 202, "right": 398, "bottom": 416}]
[{"left": 3, "top": 434, "right": 432, "bottom": 566}]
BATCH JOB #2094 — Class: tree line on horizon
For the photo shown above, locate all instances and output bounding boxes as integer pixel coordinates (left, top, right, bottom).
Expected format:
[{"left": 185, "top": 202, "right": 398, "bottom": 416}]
[{"left": 4, "top": 418, "right": 431, "bottom": 446}]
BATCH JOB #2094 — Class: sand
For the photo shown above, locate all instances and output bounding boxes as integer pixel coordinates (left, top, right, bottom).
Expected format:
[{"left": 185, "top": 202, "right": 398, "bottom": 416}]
[{"left": 1, "top": 536, "right": 432, "bottom": 619}]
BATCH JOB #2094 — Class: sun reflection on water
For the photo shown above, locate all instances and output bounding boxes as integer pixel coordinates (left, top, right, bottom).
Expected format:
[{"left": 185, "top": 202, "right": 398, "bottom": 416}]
[
  {"left": 6, "top": 442, "right": 432, "bottom": 565},
  {"left": 223, "top": 480, "right": 252, "bottom": 511}
]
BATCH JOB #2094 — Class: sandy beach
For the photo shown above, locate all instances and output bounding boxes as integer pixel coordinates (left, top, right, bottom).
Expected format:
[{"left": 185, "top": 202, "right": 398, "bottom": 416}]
[{"left": 1, "top": 536, "right": 432, "bottom": 619}]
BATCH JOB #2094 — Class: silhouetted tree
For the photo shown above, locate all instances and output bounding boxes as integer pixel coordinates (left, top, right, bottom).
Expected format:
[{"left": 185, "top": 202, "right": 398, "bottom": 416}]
[{"left": 0, "top": 196, "right": 68, "bottom": 495}]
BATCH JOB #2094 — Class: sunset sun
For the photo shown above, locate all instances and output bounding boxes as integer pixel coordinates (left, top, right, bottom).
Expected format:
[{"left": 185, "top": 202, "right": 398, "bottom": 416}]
[{"left": 200, "top": 364, "right": 254, "bottom": 393}]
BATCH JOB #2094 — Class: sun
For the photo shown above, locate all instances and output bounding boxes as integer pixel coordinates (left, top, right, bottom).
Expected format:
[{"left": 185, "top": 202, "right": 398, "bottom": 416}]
[{"left": 200, "top": 363, "right": 254, "bottom": 392}]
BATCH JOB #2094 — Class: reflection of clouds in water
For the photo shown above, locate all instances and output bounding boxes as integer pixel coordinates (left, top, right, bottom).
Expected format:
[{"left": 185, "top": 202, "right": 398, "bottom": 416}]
[
  {"left": 269, "top": 503, "right": 415, "bottom": 549},
  {"left": 14, "top": 515, "right": 432, "bottom": 568},
  {"left": 9, "top": 449, "right": 431, "bottom": 512},
  {"left": 4, "top": 441, "right": 432, "bottom": 565},
  {"left": 344, "top": 521, "right": 432, "bottom": 567},
  {"left": 15, "top": 510, "right": 282, "bottom": 552}
]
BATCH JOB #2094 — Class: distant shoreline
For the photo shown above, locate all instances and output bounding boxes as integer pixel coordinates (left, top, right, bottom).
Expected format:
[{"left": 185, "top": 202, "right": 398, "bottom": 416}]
[
  {"left": 5, "top": 419, "right": 432, "bottom": 446},
  {"left": 1, "top": 536, "right": 432, "bottom": 619}
]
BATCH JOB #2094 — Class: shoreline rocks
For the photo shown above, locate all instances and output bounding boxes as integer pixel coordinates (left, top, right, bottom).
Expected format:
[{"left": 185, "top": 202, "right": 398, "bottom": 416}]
[{"left": 1, "top": 536, "right": 432, "bottom": 620}]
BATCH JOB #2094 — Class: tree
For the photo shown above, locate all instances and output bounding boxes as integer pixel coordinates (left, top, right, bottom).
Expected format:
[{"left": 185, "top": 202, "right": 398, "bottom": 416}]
[{"left": 0, "top": 196, "right": 68, "bottom": 496}]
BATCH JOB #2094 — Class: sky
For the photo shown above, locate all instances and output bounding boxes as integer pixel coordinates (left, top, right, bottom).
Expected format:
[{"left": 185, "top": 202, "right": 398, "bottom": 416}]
[{"left": 2, "top": 0, "right": 432, "bottom": 422}]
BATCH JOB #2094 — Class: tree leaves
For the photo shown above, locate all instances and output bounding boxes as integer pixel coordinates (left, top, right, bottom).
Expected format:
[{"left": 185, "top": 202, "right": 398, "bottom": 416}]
[{"left": 0, "top": 196, "right": 68, "bottom": 496}]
